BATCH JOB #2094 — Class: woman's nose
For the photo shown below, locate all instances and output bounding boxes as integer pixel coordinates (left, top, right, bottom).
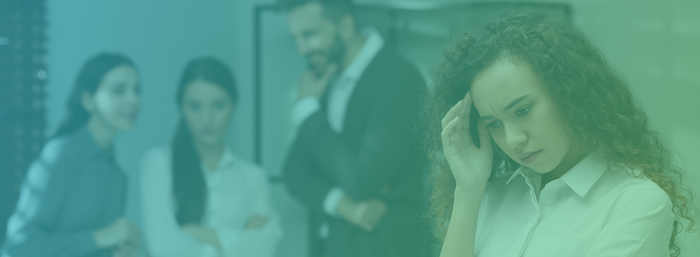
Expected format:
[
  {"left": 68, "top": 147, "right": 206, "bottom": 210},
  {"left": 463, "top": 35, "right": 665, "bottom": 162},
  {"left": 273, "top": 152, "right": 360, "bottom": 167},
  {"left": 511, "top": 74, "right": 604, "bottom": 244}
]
[{"left": 504, "top": 124, "right": 527, "bottom": 149}]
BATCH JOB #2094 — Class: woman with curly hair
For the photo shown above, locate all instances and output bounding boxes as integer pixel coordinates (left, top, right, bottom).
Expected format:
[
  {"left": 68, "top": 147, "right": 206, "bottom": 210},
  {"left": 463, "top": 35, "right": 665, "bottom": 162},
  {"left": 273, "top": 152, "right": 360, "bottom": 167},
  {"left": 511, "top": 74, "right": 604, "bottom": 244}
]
[{"left": 424, "top": 13, "right": 696, "bottom": 257}]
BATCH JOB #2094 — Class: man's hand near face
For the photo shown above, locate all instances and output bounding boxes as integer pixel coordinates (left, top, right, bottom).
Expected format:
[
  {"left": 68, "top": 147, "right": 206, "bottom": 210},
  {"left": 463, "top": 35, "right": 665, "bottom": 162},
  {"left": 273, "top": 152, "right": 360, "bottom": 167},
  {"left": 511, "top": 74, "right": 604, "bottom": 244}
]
[{"left": 298, "top": 64, "right": 337, "bottom": 101}]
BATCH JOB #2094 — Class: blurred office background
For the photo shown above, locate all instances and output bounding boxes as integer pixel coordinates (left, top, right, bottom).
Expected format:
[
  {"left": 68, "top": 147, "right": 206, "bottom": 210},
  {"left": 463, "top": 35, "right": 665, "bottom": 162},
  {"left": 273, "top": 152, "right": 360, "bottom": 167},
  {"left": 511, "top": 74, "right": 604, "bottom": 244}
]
[{"left": 1, "top": 0, "right": 698, "bottom": 256}]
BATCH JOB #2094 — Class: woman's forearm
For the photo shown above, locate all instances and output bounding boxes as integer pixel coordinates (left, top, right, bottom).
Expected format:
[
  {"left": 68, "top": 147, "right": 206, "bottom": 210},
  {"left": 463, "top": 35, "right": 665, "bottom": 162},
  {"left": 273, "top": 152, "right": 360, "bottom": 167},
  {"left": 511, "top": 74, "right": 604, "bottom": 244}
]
[{"left": 439, "top": 190, "right": 485, "bottom": 257}]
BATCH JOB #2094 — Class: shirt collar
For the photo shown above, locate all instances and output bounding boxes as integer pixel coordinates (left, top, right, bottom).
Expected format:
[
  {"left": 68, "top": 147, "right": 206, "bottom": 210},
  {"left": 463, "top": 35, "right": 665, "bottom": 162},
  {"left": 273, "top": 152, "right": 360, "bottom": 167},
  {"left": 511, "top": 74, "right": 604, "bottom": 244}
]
[
  {"left": 337, "top": 27, "right": 384, "bottom": 82},
  {"left": 506, "top": 165, "right": 539, "bottom": 185},
  {"left": 506, "top": 152, "right": 607, "bottom": 198},
  {"left": 506, "top": 168, "right": 523, "bottom": 185},
  {"left": 201, "top": 148, "right": 236, "bottom": 174},
  {"left": 559, "top": 153, "right": 607, "bottom": 198}
]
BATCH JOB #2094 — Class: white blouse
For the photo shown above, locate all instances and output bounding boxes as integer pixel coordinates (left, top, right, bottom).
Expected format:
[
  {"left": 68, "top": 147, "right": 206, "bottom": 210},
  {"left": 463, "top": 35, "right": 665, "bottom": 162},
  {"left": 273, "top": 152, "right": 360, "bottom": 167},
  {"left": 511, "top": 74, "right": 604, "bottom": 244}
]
[
  {"left": 139, "top": 147, "right": 282, "bottom": 257},
  {"left": 474, "top": 152, "right": 675, "bottom": 257}
]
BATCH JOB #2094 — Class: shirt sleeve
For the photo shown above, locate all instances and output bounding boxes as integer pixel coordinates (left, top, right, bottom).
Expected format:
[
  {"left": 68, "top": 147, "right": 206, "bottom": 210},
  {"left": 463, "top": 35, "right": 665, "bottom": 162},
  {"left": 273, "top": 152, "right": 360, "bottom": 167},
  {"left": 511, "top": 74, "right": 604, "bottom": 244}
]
[
  {"left": 214, "top": 167, "right": 282, "bottom": 257},
  {"left": 291, "top": 96, "right": 321, "bottom": 127},
  {"left": 2, "top": 140, "right": 102, "bottom": 257},
  {"left": 139, "top": 149, "right": 220, "bottom": 257},
  {"left": 585, "top": 185, "right": 675, "bottom": 257},
  {"left": 322, "top": 187, "right": 345, "bottom": 217}
]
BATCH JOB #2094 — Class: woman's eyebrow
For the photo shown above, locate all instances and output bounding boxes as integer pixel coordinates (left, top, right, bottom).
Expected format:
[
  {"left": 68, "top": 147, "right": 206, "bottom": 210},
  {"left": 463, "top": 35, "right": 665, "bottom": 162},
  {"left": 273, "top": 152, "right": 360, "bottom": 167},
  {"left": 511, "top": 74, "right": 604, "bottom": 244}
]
[
  {"left": 109, "top": 81, "right": 127, "bottom": 87},
  {"left": 503, "top": 94, "right": 530, "bottom": 112},
  {"left": 480, "top": 94, "right": 530, "bottom": 122},
  {"left": 480, "top": 115, "right": 495, "bottom": 122}
]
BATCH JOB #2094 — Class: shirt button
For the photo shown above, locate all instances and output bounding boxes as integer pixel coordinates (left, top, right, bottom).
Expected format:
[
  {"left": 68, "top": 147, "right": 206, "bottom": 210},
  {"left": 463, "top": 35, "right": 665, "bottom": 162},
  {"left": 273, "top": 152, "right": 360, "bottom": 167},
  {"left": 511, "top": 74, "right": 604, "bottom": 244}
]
[{"left": 545, "top": 200, "right": 553, "bottom": 206}]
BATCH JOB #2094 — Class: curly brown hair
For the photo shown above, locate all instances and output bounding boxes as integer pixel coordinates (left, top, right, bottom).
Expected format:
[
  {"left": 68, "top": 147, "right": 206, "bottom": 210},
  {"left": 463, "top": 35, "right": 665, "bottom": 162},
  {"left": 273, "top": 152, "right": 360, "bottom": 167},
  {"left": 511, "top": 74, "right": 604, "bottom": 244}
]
[{"left": 422, "top": 12, "right": 697, "bottom": 256}]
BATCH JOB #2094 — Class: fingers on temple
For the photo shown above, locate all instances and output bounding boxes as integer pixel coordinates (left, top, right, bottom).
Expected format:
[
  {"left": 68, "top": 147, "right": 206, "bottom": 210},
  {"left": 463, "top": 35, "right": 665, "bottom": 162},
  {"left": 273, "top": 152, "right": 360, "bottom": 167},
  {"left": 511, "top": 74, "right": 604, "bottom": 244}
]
[
  {"left": 442, "top": 116, "right": 459, "bottom": 141},
  {"left": 441, "top": 100, "right": 463, "bottom": 130},
  {"left": 458, "top": 91, "right": 473, "bottom": 131}
]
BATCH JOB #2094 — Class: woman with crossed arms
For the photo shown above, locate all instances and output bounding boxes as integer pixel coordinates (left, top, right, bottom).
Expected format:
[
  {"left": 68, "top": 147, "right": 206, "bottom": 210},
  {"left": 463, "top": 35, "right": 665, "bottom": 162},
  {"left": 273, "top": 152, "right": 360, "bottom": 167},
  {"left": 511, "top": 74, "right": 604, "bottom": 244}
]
[{"left": 140, "top": 57, "right": 281, "bottom": 257}]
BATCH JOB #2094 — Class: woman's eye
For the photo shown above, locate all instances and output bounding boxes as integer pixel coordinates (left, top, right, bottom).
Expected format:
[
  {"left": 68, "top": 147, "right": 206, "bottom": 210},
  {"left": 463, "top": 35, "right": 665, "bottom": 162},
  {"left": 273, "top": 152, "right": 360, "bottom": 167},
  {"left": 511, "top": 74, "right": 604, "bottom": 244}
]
[
  {"left": 110, "top": 84, "right": 126, "bottom": 96},
  {"left": 516, "top": 106, "right": 531, "bottom": 116},
  {"left": 112, "top": 87, "right": 125, "bottom": 95},
  {"left": 487, "top": 121, "right": 502, "bottom": 130}
]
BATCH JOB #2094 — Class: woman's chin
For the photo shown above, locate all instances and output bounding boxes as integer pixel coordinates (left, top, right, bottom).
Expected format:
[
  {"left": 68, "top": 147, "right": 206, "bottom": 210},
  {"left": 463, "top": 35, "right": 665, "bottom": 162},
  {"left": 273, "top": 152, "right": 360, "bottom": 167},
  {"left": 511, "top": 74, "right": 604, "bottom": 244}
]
[
  {"left": 522, "top": 161, "right": 546, "bottom": 174},
  {"left": 104, "top": 121, "right": 134, "bottom": 134},
  {"left": 195, "top": 135, "right": 223, "bottom": 147}
]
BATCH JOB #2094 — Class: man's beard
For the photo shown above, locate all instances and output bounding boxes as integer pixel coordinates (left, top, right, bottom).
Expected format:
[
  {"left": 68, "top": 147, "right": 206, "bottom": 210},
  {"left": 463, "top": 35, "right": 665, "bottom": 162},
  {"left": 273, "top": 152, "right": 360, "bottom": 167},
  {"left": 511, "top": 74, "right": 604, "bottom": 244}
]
[{"left": 306, "top": 33, "right": 346, "bottom": 77}]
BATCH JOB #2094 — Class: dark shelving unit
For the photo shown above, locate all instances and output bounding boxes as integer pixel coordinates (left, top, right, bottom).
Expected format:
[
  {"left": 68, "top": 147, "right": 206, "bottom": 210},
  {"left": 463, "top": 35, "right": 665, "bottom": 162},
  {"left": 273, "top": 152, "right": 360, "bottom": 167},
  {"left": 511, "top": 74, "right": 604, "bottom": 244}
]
[{"left": 0, "top": 0, "right": 48, "bottom": 245}]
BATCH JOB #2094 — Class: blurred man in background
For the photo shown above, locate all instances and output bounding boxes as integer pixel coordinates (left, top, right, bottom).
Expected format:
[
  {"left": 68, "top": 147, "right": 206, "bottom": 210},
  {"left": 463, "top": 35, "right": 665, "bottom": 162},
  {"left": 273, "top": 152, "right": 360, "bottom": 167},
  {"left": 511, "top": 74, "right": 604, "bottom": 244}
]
[{"left": 279, "top": 0, "right": 432, "bottom": 256}]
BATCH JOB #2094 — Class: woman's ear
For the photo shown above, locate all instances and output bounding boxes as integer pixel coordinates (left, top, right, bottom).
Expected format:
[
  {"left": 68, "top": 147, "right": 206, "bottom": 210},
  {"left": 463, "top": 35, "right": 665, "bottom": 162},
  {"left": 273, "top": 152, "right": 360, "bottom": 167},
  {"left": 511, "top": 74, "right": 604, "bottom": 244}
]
[{"left": 81, "top": 92, "right": 96, "bottom": 114}]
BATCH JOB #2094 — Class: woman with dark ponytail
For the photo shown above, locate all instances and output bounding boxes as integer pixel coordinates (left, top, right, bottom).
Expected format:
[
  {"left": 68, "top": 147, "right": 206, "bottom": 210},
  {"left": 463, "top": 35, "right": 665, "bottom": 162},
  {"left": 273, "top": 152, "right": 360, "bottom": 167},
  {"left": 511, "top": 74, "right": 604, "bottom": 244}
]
[
  {"left": 2, "top": 52, "right": 142, "bottom": 257},
  {"left": 140, "top": 57, "right": 281, "bottom": 257}
]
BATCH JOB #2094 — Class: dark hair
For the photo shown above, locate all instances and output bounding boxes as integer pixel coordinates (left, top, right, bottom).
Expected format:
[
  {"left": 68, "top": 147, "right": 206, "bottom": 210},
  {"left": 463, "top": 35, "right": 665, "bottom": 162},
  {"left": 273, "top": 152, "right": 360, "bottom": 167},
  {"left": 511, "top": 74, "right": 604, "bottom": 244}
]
[
  {"left": 277, "top": 0, "right": 356, "bottom": 23},
  {"left": 54, "top": 52, "right": 135, "bottom": 138},
  {"left": 423, "top": 12, "right": 697, "bottom": 256},
  {"left": 172, "top": 57, "right": 238, "bottom": 225}
]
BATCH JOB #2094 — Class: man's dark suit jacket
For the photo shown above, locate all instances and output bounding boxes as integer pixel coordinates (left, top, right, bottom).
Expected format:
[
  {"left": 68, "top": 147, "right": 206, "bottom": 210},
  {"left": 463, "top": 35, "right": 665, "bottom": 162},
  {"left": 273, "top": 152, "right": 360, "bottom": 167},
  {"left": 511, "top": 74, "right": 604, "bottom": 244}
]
[{"left": 284, "top": 46, "right": 432, "bottom": 257}]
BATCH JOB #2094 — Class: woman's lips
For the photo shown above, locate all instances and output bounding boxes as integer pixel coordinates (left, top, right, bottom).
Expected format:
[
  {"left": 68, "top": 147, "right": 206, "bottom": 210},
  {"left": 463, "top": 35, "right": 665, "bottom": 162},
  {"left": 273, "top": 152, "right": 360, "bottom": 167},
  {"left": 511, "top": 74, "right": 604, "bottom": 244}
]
[{"left": 519, "top": 150, "right": 542, "bottom": 165}]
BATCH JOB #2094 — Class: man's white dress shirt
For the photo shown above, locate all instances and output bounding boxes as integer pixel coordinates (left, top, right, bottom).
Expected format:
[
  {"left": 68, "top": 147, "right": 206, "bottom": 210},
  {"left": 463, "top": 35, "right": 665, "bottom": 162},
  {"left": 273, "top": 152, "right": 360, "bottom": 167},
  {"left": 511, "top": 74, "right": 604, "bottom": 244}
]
[
  {"left": 140, "top": 147, "right": 282, "bottom": 257},
  {"left": 474, "top": 152, "right": 674, "bottom": 257}
]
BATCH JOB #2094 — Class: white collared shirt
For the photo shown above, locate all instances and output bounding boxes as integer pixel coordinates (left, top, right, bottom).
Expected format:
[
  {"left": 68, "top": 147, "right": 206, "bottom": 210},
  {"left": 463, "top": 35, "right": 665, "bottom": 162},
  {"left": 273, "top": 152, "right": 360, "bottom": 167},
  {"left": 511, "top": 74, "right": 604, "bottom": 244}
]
[
  {"left": 474, "top": 153, "right": 674, "bottom": 257},
  {"left": 140, "top": 147, "right": 282, "bottom": 257},
  {"left": 290, "top": 28, "right": 384, "bottom": 225}
]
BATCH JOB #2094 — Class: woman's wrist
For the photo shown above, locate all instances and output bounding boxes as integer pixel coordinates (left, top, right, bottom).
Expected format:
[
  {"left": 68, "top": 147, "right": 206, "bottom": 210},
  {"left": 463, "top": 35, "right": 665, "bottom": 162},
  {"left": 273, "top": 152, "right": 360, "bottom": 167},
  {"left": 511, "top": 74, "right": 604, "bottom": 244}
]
[
  {"left": 92, "top": 230, "right": 106, "bottom": 248},
  {"left": 454, "top": 184, "right": 486, "bottom": 197},
  {"left": 454, "top": 186, "right": 486, "bottom": 209},
  {"left": 206, "top": 227, "right": 222, "bottom": 247}
]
